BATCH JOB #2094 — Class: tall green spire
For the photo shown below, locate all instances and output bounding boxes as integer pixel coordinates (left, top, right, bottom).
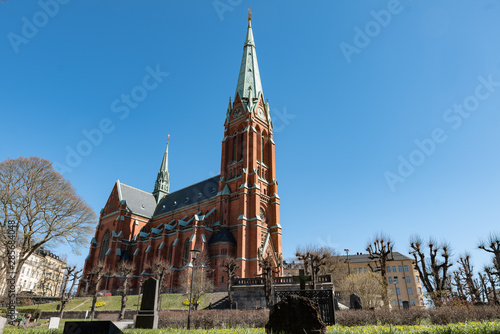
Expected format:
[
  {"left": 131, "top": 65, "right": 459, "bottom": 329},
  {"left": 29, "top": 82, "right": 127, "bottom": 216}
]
[
  {"left": 153, "top": 135, "right": 170, "bottom": 202},
  {"left": 235, "top": 8, "right": 264, "bottom": 106}
]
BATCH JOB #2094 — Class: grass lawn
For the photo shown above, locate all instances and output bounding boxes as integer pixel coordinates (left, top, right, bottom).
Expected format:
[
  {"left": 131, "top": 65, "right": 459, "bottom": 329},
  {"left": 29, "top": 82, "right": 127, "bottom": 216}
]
[{"left": 11, "top": 293, "right": 211, "bottom": 313}]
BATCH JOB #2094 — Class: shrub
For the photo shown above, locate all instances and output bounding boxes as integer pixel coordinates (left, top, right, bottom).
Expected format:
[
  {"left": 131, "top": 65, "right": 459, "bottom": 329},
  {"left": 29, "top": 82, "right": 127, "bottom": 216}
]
[{"left": 157, "top": 309, "right": 269, "bottom": 329}]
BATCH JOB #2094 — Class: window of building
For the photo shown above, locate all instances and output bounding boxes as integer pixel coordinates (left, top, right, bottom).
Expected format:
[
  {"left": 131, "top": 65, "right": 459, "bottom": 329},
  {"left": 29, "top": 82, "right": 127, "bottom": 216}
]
[
  {"left": 364, "top": 267, "right": 367, "bottom": 273},
  {"left": 410, "top": 299, "right": 415, "bottom": 306},
  {"left": 406, "top": 276, "right": 411, "bottom": 283},
  {"left": 420, "top": 298, "right": 424, "bottom": 306},
  {"left": 394, "top": 276, "right": 398, "bottom": 283},
  {"left": 408, "top": 287, "right": 413, "bottom": 295},
  {"left": 388, "top": 277, "right": 393, "bottom": 284},
  {"left": 392, "top": 266, "right": 396, "bottom": 272},
  {"left": 396, "top": 288, "right": 400, "bottom": 295},
  {"left": 353, "top": 268, "right": 357, "bottom": 274},
  {"left": 392, "top": 300, "right": 397, "bottom": 307},
  {"left": 404, "top": 265, "right": 409, "bottom": 272},
  {"left": 398, "top": 266, "right": 403, "bottom": 272},
  {"left": 418, "top": 287, "right": 422, "bottom": 295},
  {"left": 416, "top": 276, "right": 420, "bottom": 283},
  {"left": 232, "top": 135, "right": 237, "bottom": 161},
  {"left": 387, "top": 266, "right": 391, "bottom": 273},
  {"left": 399, "top": 300, "right": 403, "bottom": 306}
]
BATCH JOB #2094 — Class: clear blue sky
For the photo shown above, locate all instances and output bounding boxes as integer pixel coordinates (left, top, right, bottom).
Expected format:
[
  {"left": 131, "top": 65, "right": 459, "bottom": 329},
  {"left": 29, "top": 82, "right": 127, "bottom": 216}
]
[{"left": 2, "top": 1, "right": 500, "bottom": 279}]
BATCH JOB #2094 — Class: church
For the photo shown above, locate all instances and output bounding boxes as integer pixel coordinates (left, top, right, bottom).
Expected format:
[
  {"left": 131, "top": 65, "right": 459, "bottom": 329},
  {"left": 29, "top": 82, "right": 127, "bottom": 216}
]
[{"left": 78, "top": 12, "right": 283, "bottom": 293}]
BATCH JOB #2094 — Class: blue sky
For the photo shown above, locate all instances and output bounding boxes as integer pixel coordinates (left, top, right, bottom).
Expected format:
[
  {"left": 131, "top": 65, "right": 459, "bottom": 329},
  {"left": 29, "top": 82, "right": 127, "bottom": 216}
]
[{"left": 2, "top": 1, "right": 500, "bottom": 279}]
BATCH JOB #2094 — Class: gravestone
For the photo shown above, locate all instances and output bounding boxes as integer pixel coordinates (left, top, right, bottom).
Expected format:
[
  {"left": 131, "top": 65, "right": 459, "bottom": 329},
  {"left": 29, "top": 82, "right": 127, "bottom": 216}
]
[
  {"left": 135, "top": 278, "right": 159, "bottom": 329},
  {"left": 0, "top": 316, "right": 6, "bottom": 334},
  {"left": 48, "top": 317, "right": 60, "bottom": 329},
  {"left": 350, "top": 293, "right": 362, "bottom": 310},
  {"left": 63, "top": 321, "right": 122, "bottom": 334},
  {"left": 266, "top": 294, "right": 326, "bottom": 334}
]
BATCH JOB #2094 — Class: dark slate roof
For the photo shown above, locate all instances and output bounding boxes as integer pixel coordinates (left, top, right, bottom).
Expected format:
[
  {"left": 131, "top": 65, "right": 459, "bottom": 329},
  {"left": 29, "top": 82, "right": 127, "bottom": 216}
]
[
  {"left": 153, "top": 175, "right": 220, "bottom": 217},
  {"left": 337, "top": 252, "right": 412, "bottom": 264},
  {"left": 118, "top": 182, "right": 157, "bottom": 218},
  {"left": 208, "top": 228, "right": 237, "bottom": 245}
]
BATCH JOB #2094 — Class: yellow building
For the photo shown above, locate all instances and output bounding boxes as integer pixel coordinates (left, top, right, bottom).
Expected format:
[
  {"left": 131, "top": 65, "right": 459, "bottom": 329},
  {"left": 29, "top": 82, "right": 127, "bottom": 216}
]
[{"left": 341, "top": 251, "right": 426, "bottom": 308}]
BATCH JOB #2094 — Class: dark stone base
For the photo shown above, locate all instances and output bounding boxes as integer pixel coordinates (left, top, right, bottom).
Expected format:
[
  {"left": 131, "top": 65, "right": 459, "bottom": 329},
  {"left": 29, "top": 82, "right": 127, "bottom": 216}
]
[
  {"left": 63, "top": 321, "right": 123, "bottom": 334},
  {"left": 135, "top": 311, "right": 158, "bottom": 329}
]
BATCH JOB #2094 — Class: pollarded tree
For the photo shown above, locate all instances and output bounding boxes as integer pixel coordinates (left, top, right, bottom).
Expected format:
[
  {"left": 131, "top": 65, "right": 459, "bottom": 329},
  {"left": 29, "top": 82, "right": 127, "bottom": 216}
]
[
  {"left": 485, "top": 266, "right": 499, "bottom": 304},
  {"left": 478, "top": 233, "right": 500, "bottom": 280},
  {"left": 145, "top": 257, "right": 171, "bottom": 311},
  {"left": 366, "top": 233, "right": 394, "bottom": 309},
  {"left": 456, "top": 253, "right": 481, "bottom": 303},
  {"left": 115, "top": 261, "right": 135, "bottom": 320},
  {"left": 89, "top": 261, "right": 109, "bottom": 321},
  {"left": 409, "top": 235, "right": 453, "bottom": 307},
  {"left": 0, "top": 157, "right": 95, "bottom": 290},
  {"left": 221, "top": 257, "right": 239, "bottom": 309},
  {"left": 59, "top": 266, "right": 82, "bottom": 318},
  {"left": 338, "top": 271, "right": 386, "bottom": 309},
  {"left": 296, "top": 245, "right": 333, "bottom": 289}
]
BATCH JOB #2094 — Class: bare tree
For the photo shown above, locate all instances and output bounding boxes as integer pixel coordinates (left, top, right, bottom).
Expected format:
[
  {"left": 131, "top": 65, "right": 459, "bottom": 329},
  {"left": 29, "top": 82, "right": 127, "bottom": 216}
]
[
  {"left": 0, "top": 157, "right": 95, "bottom": 289},
  {"left": 59, "top": 266, "right": 82, "bottom": 318},
  {"left": 366, "top": 233, "right": 394, "bottom": 309},
  {"left": 338, "top": 271, "right": 386, "bottom": 309},
  {"left": 145, "top": 257, "right": 171, "bottom": 311},
  {"left": 221, "top": 257, "right": 239, "bottom": 309},
  {"left": 478, "top": 272, "right": 490, "bottom": 304},
  {"left": 478, "top": 233, "right": 500, "bottom": 280},
  {"left": 456, "top": 254, "right": 481, "bottom": 303},
  {"left": 296, "top": 245, "right": 333, "bottom": 290},
  {"left": 115, "top": 261, "right": 134, "bottom": 320},
  {"left": 485, "top": 266, "right": 498, "bottom": 304},
  {"left": 179, "top": 254, "right": 213, "bottom": 310},
  {"left": 89, "top": 261, "right": 108, "bottom": 320},
  {"left": 409, "top": 235, "right": 452, "bottom": 307}
]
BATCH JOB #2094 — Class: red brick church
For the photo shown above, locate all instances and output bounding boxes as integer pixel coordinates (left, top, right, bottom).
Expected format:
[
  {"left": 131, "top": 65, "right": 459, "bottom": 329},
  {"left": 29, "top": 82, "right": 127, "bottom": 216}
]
[{"left": 79, "top": 13, "right": 283, "bottom": 293}]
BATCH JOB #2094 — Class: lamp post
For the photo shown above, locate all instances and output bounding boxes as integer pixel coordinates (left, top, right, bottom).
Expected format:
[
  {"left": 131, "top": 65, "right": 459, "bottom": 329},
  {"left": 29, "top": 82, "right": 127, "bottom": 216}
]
[
  {"left": 187, "top": 249, "right": 200, "bottom": 330},
  {"left": 344, "top": 249, "right": 350, "bottom": 275},
  {"left": 394, "top": 276, "right": 400, "bottom": 309}
]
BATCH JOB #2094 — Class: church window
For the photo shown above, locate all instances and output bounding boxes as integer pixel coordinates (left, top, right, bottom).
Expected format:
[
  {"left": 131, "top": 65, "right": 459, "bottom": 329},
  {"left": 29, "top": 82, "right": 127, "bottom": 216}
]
[
  {"left": 169, "top": 243, "right": 174, "bottom": 264},
  {"left": 261, "top": 134, "right": 264, "bottom": 163},
  {"left": 184, "top": 240, "right": 190, "bottom": 264},
  {"left": 99, "top": 230, "right": 110, "bottom": 262},
  {"left": 232, "top": 135, "right": 237, "bottom": 161},
  {"left": 240, "top": 133, "right": 244, "bottom": 160}
]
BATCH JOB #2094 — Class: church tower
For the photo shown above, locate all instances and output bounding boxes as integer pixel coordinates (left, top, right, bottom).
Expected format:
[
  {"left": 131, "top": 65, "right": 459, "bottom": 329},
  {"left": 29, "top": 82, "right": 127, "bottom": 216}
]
[
  {"left": 153, "top": 135, "right": 170, "bottom": 203},
  {"left": 220, "top": 10, "right": 282, "bottom": 278}
]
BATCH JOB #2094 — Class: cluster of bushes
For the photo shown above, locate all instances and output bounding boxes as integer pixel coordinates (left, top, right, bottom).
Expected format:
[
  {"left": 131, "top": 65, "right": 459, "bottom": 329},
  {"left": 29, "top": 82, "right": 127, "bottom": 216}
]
[
  {"left": 336, "top": 305, "right": 500, "bottom": 326},
  {"left": 157, "top": 309, "right": 269, "bottom": 329}
]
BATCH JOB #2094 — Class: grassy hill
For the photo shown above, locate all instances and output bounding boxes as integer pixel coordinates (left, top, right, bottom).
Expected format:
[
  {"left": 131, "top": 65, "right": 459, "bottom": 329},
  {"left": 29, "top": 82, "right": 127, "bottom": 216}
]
[{"left": 11, "top": 293, "right": 212, "bottom": 313}]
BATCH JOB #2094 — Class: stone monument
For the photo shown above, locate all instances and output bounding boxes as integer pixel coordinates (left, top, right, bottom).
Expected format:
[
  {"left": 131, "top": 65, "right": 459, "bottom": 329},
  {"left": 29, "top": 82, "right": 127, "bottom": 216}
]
[{"left": 135, "top": 278, "right": 159, "bottom": 329}]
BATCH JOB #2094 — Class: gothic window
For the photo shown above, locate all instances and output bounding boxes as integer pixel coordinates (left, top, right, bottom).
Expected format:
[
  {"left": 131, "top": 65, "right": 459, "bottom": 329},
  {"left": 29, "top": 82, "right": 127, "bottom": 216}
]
[
  {"left": 232, "top": 135, "right": 237, "bottom": 162},
  {"left": 99, "top": 230, "right": 110, "bottom": 263},
  {"left": 184, "top": 240, "right": 190, "bottom": 264},
  {"left": 240, "top": 133, "right": 244, "bottom": 160},
  {"left": 169, "top": 242, "right": 175, "bottom": 264},
  {"left": 261, "top": 134, "right": 264, "bottom": 163}
]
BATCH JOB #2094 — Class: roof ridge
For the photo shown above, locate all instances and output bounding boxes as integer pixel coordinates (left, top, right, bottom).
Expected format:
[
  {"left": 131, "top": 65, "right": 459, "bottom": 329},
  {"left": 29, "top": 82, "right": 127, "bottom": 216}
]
[{"left": 166, "top": 175, "right": 220, "bottom": 197}]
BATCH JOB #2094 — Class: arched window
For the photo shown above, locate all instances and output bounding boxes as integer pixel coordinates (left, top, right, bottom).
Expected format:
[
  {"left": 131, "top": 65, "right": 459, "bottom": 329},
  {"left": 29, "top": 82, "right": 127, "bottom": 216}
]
[
  {"left": 169, "top": 242, "right": 175, "bottom": 264},
  {"left": 99, "top": 230, "right": 110, "bottom": 262},
  {"left": 184, "top": 240, "right": 190, "bottom": 264},
  {"left": 232, "top": 135, "right": 237, "bottom": 162},
  {"left": 240, "top": 133, "right": 244, "bottom": 160},
  {"left": 261, "top": 134, "right": 265, "bottom": 163}
]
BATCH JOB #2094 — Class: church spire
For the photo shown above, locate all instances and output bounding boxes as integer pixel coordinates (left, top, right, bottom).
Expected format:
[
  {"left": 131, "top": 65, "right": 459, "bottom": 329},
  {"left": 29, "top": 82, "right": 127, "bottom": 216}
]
[
  {"left": 153, "top": 135, "right": 170, "bottom": 202},
  {"left": 235, "top": 8, "right": 263, "bottom": 105}
]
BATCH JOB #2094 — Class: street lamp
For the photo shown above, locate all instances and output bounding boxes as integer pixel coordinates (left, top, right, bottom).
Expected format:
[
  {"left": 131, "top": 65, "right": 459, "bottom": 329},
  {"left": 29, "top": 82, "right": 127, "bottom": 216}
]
[
  {"left": 187, "top": 249, "right": 200, "bottom": 330},
  {"left": 344, "top": 249, "right": 350, "bottom": 275}
]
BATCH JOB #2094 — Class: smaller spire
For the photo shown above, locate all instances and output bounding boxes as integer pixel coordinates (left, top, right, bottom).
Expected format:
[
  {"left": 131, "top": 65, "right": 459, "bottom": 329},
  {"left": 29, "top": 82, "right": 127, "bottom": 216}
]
[{"left": 153, "top": 135, "right": 170, "bottom": 202}]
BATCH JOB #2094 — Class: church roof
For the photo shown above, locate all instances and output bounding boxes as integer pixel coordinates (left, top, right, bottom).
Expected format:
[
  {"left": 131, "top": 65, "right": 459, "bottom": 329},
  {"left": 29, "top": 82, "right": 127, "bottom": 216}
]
[
  {"left": 118, "top": 181, "right": 157, "bottom": 218},
  {"left": 208, "top": 228, "right": 237, "bottom": 245},
  {"left": 153, "top": 175, "right": 220, "bottom": 217}
]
